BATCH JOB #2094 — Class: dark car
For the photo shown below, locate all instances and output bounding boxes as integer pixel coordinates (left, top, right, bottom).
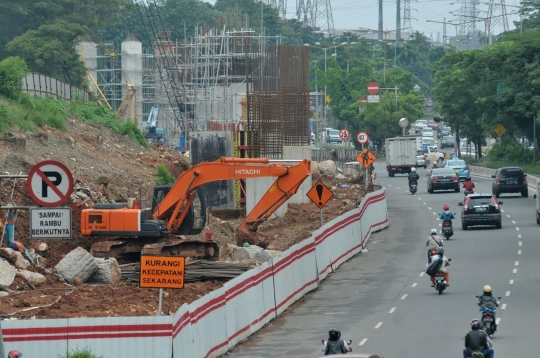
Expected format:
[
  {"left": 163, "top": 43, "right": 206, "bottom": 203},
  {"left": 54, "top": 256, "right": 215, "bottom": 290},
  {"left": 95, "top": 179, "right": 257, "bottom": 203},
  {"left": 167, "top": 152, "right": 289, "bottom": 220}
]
[
  {"left": 441, "top": 136, "right": 455, "bottom": 149},
  {"left": 459, "top": 193, "right": 503, "bottom": 230},
  {"left": 491, "top": 167, "right": 528, "bottom": 198},
  {"left": 427, "top": 168, "right": 460, "bottom": 193}
]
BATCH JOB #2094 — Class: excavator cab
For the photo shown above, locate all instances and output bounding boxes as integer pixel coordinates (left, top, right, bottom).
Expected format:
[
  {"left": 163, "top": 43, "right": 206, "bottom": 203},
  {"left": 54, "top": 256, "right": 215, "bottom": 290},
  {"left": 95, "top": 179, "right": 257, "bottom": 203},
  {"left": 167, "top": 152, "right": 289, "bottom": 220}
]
[{"left": 152, "top": 185, "right": 207, "bottom": 235}]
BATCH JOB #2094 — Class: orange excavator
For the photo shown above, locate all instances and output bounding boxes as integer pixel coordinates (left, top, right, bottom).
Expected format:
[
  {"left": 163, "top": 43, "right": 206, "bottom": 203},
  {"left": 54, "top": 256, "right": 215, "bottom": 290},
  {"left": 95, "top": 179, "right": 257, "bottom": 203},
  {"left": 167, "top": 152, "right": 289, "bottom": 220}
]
[{"left": 81, "top": 157, "right": 311, "bottom": 260}]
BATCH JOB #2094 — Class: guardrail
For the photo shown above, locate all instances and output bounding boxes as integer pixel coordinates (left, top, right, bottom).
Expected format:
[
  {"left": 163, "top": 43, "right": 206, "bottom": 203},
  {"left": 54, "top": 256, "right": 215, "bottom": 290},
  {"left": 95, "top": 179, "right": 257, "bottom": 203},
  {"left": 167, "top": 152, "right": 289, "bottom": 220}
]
[{"left": 1, "top": 188, "right": 389, "bottom": 358}]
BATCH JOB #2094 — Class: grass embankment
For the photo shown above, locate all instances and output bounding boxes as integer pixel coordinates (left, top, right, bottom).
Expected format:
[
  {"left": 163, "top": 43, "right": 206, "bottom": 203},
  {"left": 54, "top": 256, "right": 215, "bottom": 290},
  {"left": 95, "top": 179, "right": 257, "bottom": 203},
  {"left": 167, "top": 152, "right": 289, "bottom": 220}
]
[
  {"left": 0, "top": 94, "right": 148, "bottom": 147},
  {"left": 466, "top": 158, "right": 540, "bottom": 176}
]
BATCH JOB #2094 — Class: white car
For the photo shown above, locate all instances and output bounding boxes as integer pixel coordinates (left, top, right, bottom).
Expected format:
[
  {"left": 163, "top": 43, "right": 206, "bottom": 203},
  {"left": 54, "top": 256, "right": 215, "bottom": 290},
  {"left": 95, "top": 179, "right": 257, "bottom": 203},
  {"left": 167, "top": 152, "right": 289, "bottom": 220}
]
[{"left": 422, "top": 127, "right": 434, "bottom": 137}]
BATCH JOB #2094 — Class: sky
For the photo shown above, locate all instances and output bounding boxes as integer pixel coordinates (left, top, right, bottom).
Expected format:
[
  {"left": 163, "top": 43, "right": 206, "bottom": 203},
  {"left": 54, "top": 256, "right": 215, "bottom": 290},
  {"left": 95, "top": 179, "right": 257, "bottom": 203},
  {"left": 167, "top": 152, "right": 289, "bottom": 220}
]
[{"left": 206, "top": 0, "right": 524, "bottom": 41}]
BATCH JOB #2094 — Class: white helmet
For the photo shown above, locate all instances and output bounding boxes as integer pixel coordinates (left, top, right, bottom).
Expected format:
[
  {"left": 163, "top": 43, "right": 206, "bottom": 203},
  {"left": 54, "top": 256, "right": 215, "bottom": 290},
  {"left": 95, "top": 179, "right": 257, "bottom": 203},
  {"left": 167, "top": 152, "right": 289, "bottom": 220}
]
[
  {"left": 411, "top": 167, "right": 416, "bottom": 172},
  {"left": 430, "top": 228, "right": 437, "bottom": 235}
]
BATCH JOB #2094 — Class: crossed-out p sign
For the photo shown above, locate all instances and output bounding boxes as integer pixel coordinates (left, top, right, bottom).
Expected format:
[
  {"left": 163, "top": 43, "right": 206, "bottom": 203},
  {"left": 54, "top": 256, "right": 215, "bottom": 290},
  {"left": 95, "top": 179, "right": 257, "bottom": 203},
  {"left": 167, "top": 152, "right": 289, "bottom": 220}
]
[
  {"left": 27, "top": 160, "right": 74, "bottom": 207},
  {"left": 307, "top": 180, "right": 334, "bottom": 209}
]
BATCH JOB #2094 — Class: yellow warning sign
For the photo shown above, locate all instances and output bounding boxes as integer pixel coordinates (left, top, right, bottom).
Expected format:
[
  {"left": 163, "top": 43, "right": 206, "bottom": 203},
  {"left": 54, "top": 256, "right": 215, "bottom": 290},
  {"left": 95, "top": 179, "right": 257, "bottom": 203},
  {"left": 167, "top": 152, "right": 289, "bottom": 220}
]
[
  {"left": 306, "top": 181, "right": 334, "bottom": 209},
  {"left": 356, "top": 148, "right": 376, "bottom": 169},
  {"left": 325, "top": 95, "right": 331, "bottom": 103},
  {"left": 140, "top": 256, "right": 185, "bottom": 289},
  {"left": 494, "top": 124, "right": 506, "bottom": 137}
]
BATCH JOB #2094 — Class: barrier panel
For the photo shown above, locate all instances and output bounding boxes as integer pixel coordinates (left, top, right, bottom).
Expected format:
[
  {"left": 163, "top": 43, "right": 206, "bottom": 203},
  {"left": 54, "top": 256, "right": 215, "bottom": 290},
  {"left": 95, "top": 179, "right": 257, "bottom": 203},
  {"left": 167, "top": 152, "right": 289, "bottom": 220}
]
[
  {"left": 66, "top": 316, "right": 172, "bottom": 357},
  {"left": 190, "top": 287, "right": 228, "bottom": 358},
  {"left": 272, "top": 238, "right": 318, "bottom": 316},
  {"left": 1, "top": 187, "right": 389, "bottom": 358},
  {"left": 224, "top": 261, "right": 275, "bottom": 349},
  {"left": 172, "top": 304, "right": 193, "bottom": 358},
  {"left": 1, "top": 318, "right": 68, "bottom": 357}
]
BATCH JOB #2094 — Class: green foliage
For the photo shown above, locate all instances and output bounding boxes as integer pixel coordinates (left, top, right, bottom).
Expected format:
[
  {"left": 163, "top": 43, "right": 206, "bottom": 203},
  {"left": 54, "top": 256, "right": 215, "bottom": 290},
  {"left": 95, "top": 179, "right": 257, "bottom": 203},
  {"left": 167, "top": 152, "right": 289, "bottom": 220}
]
[
  {"left": 6, "top": 21, "right": 88, "bottom": 87},
  {"left": 156, "top": 164, "right": 176, "bottom": 185},
  {"left": 486, "top": 144, "right": 533, "bottom": 164},
  {"left": 0, "top": 56, "right": 29, "bottom": 99},
  {"left": 60, "top": 347, "right": 104, "bottom": 358}
]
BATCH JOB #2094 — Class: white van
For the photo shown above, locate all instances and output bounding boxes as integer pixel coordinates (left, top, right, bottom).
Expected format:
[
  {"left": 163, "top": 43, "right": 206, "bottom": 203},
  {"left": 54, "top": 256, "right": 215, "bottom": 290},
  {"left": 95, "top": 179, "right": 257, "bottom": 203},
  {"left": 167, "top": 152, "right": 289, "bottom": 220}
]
[
  {"left": 325, "top": 128, "right": 342, "bottom": 144},
  {"left": 422, "top": 127, "right": 434, "bottom": 137}
]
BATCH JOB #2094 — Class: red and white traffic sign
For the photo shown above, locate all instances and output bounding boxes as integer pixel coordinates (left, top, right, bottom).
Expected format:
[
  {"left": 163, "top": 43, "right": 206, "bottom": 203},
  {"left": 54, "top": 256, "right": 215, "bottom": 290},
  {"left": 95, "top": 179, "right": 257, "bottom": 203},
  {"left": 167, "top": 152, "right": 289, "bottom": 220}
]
[
  {"left": 27, "top": 160, "right": 74, "bottom": 207},
  {"left": 367, "top": 82, "right": 380, "bottom": 95},
  {"left": 356, "top": 131, "right": 369, "bottom": 145},
  {"left": 339, "top": 129, "right": 350, "bottom": 141},
  {"left": 359, "top": 96, "right": 367, "bottom": 103}
]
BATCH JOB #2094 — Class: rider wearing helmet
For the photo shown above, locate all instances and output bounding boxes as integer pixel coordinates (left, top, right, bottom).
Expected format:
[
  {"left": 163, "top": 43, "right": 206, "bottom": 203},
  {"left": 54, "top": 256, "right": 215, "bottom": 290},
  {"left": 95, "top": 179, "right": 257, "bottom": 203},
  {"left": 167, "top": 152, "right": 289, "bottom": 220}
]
[
  {"left": 478, "top": 285, "right": 500, "bottom": 332},
  {"left": 426, "top": 228, "right": 443, "bottom": 264},
  {"left": 463, "top": 319, "right": 494, "bottom": 358},
  {"left": 463, "top": 177, "right": 475, "bottom": 193},
  {"left": 429, "top": 247, "right": 450, "bottom": 287},
  {"left": 8, "top": 351, "right": 22, "bottom": 358},
  {"left": 440, "top": 204, "right": 456, "bottom": 231},
  {"left": 324, "top": 328, "right": 349, "bottom": 355},
  {"left": 408, "top": 167, "right": 420, "bottom": 189}
]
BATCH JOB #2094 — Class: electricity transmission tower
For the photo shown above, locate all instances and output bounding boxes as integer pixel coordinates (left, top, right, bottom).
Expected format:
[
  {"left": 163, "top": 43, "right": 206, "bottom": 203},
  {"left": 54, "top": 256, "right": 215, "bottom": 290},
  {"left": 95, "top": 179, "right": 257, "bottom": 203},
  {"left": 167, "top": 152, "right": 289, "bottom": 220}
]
[
  {"left": 486, "top": 0, "right": 509, "bottom": 43},
  {"left": 457, "top": 0, "right": 481, "bottom": 50},
  {"left": 403, "top": 0, "right": 413, "bottom": 32},
  {"left": 311, "top": 0, "right": 335, "bottom": 35},
  {"left": 267, "top": 0, "right": 287, "bottom": 18},
  {"left": 296, "top": 0, "right": 313, "bottom": 25}
]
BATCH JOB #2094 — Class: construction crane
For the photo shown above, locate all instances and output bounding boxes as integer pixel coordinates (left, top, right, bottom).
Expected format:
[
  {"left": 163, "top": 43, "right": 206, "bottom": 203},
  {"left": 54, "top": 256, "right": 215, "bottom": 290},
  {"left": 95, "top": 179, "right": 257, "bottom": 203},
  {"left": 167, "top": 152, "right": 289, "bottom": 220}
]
[
  {"left": 80, "top": 157, "right": 311, "bottom": 259},
  {"left": 116, "top": 81, "right": 137, "bottom": 122},
  {"left": 144, "top": 107, "right": 164, "bottom": 144}
]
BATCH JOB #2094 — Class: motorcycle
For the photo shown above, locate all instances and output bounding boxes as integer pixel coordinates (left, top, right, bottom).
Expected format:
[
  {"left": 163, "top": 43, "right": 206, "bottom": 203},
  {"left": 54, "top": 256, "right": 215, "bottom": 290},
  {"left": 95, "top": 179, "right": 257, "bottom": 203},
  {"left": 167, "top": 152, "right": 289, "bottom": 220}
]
[
  {"left": 428, "top": 248, "right": 438, "bottom": 264},
  {"left": 464, "top": 189, "right": 475, "bottom": 197},
  {"left": 441, "top": 216, "right": 455, "bottom": 240},
  {"left": 409, "top": 181, "right": 418, "bottom": 194},
  {"left": 433, "top": 258, "right": 451, "bottom": 295},
  {"left": 469, "top": 352, "right": 485, "bottom": 358},
  {"left": 476, "top": 295, "right": 502, "bottom": 337},
  {"left": 321, "top": 339, "right": 352, "bottom": 353}
]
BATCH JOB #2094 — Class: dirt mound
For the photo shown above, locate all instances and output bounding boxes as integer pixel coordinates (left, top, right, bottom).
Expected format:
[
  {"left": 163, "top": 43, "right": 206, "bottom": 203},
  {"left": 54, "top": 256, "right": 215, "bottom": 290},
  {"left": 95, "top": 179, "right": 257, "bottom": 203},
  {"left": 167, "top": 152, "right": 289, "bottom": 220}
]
[{"left": 0, "top": 119, "right": 368, "bottom": 319}]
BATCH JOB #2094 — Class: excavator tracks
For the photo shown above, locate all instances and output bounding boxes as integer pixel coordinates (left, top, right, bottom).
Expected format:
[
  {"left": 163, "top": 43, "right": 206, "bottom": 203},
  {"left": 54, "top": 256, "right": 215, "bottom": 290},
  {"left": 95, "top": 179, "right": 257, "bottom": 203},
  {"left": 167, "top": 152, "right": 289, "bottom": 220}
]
[{"left": 91, "top": 237, "right": 219, "bottom": 261}]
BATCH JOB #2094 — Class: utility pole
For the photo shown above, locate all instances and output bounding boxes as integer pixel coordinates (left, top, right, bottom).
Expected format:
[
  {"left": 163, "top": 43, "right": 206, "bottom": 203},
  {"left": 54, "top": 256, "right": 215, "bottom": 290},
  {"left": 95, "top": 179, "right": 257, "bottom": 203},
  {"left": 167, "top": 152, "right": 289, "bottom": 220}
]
[
  {"left": 396, "top": 0, "right": 401, "bottom": 42},
  {"left": 379, "top": 0, "right": 383, "bottom": 40},
  {"left": 346, "top": 36, "right": 350, "bottom": 72}
]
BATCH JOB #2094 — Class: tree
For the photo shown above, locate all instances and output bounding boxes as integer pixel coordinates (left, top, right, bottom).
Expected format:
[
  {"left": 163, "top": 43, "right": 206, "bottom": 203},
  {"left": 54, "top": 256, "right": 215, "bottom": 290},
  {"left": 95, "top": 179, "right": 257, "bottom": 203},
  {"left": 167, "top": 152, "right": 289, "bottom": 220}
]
[{"left": 6, "top": 21, "right": 88, "bottom": 86}]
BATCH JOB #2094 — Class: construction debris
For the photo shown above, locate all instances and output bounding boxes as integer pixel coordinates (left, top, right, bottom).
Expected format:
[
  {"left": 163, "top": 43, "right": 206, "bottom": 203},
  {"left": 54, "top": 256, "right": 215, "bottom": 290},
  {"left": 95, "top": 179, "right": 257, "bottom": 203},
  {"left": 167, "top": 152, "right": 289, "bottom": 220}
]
[
  {"left": 54, "top": 247, "right": 98, "bottom": 284},
  {"left": 89, "top": 257, "right": 121, "bottom": 284},
  {"left": 0, "top": 248, "right": 30, "bottom": 269},
  {"left": 16, "top": 270, "right": 46, "bottom": 286},
  {"left": 0, "top": 258, "right": 16, "bottom": 286}
]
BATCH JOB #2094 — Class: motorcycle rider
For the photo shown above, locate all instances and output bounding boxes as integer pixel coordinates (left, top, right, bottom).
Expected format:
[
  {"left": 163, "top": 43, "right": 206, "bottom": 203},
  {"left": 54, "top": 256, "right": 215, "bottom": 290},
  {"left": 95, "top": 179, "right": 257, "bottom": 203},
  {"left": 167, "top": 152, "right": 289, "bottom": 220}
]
[
  {"left": 429, "top": 247, "right": 450, "bottom": 287},
  {"left": 463, "top": 319, "right": 495, "bottom": 358},
  {"left": 324, "top": 327, "right": 351, "bottom": 355},
  {"left": 478, "top": 285, "right": 500, "bottom": 332},
  {"left": 408, "top": 167, "right": 419, "bottom": 190},
  {"left": 426, "top": 228, "right": 443, "bottom": 264},
  {"left": 432, "top": 160, "right": 439, "bottom": 169},
  {"left": 8, "top": 351, "right": 23, "bottom": 358},
  {"left": 440, "top": 204, "right": 455, "bottom": 231},
  {"left": 463, "top": 177, "right": 475, "bottom": 193}
]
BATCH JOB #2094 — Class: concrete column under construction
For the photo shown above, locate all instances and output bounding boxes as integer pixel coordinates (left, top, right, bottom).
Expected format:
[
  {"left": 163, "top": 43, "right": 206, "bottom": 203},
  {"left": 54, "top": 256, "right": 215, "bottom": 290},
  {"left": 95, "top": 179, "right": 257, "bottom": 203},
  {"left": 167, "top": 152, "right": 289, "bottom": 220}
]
[
  {"left": 121, "top": 39, "right": 143, "bottom": 127},
  {"left": 76, "top": 42, "right": 97, "bottom": 93}
]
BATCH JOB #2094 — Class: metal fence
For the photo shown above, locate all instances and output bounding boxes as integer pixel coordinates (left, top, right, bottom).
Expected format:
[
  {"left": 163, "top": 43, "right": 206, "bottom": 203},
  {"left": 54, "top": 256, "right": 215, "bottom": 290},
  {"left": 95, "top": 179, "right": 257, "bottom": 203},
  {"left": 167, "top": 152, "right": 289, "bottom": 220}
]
[
  {"left": 21, "top": 73, "right": 91, "bottom": 102},
  {"left": 311, "top": 147, "right": 360, "bottom": 162}
]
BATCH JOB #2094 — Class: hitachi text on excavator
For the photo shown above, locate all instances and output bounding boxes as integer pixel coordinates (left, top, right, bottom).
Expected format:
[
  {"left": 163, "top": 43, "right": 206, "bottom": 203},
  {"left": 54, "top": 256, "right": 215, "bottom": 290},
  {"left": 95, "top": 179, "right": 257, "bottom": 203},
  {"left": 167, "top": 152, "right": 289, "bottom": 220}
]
[{"left": 81, "top": 157, "right": 311, "bottom": 260}]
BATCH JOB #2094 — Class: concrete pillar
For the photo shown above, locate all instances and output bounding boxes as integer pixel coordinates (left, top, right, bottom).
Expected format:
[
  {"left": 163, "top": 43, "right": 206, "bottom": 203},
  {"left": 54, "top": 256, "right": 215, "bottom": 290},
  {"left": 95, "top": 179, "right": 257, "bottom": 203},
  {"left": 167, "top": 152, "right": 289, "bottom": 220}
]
[
  {"left": 121, "top": 40, "right": 143, "bottom": 127},
  {"left": 283, "top": 146, "right": 312, "bottom": 204},
  {"left": 76, "top": 42, "right": 97, "bottom": 93},
  {"left": 246, "top": 177, "right": 288, "bottom": 219}
]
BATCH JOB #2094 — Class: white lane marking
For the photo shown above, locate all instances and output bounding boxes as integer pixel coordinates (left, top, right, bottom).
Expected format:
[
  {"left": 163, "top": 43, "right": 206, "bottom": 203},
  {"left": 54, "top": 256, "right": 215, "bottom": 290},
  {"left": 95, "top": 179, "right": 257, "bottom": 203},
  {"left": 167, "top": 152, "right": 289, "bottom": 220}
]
[
  {"left": 506, "top": 215, "right": 511, "bottom": 218},
  {"left": 515, "top": 261, "right": 519, "bottom": 266},
  {"left": 419, "top": 272, "right": 424, "bottom": 277},
  {"left": 519, "top": 241, "right": 522, "bottom": 246},
  {"left": 496, "top": 318, "right": 501, "bottom": 325},
  {"left": 412, "top": 283, "right": 417, "bottom": 287},
  {"left": 423, "top": 202, "right": 427, "bottom": 205},
  {"left": 389, "top": 307, "right": 396, "bottom": 313},
  {"left": 433, "top": 212, "right": 437, "bottom": 215},
  {"left": 501, "top": 209, "right": 505, "bottom": 213},
  {"left": 375, "top": 322, "right": 383, "bottom": 329},
  {"left": 428, "top": 207, "right": 432, "bottom": 210},
  {"left": 502, "top": 303, "right": 507, "bottom": 310},
  {"left": 509, "top": 279, "right": 514, "bottom": 285},
  {"left": 418, "top": 197, "right": 422, "bottom": 200},
  {"left": 512, "top": 220, "right": 516, "bottom": 224},
  {"left": 397, "top": 187, "right": 401, "bottom": 189},
  {"left": 516, "top": 227, "right": 520, "bottom": 231},
  {"left": 513, "top": 269, "right": 518, "bottom": 274},
  {"left": 359, "top": 338, "right": 368, "bottom": 346},
  {"left": 401, "top": 294, "right": 408, "bottom": 299},
  {"left": 388, "top": 184, "right": 392, "bottom": 186},
  {"left": 438, "top": 223, "right": 442, "bottom": 226},
  {"left": 518, "top": 250, "right": 522, "bottom": 255},
  {"left": 505, "top": 291, "right": 511, "bottom": 297}
]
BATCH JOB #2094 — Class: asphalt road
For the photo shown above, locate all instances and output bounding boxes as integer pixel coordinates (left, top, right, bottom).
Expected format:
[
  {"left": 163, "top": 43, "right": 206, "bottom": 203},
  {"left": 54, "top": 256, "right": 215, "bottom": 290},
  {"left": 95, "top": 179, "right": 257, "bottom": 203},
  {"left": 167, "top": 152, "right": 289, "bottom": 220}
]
[{"left": 223, "top": 161, "right": 538, "bottom": 358}]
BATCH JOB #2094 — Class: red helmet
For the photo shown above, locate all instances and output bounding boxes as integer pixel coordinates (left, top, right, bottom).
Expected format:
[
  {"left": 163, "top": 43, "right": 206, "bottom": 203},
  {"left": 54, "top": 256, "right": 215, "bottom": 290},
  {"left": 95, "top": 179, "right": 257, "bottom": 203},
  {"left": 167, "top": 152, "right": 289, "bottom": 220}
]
[
  {"left": 443, "top": 204, "right": 450, "bottom": 211},
  {"left": 8, "top": 351, "right": 22, "bottom": 358}
]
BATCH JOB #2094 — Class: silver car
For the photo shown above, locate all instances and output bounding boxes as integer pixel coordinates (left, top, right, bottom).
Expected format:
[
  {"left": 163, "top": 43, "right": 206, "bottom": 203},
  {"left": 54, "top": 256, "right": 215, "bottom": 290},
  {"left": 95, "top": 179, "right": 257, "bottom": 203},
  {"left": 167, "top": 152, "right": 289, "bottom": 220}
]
[{"left": 417, "top": 149, "right": 428, "bottom": 168}]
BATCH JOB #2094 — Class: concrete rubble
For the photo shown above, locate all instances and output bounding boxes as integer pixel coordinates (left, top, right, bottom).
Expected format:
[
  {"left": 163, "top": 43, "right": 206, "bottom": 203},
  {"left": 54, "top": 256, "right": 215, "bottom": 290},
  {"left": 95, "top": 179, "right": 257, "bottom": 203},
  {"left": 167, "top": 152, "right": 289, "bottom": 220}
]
[
  {"left": 222, "top": 244, "right": 283, "bottom": 263},
  {"left": 311, "top": 161, "right": 320, "bottom": 173},
  {"left": 254, "top": 249, "right": 283, "bottom": 263},
  {"left": 0, "top": 248, "right": 31, "bottom": 269},
  {"left": 89, "top": 257, "right": 121, "bottom": 284},
  {"left": 17, "top": 269, "right": 47, "bottom": 286},
  {"left": 318, "top": 160, "right": 337, "bottom": 176},
  {"left": 0, "top": 258, "right": 16, "bottom": 286},
  {"left": 54, "top": 247, "right": 98, "bottom": 284}
]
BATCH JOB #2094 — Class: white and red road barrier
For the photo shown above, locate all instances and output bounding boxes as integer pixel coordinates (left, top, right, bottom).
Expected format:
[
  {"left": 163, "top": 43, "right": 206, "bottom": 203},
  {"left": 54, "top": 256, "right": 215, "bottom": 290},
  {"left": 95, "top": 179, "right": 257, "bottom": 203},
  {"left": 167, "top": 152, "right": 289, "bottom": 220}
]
[{"left": 2, "top": 187, "right": 389, "bottom": 358}]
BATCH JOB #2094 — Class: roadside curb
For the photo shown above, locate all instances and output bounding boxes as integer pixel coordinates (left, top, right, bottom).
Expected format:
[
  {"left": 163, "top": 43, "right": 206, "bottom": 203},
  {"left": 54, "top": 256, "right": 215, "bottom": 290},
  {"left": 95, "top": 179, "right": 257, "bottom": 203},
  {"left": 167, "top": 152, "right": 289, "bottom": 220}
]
[{"left": 470, "top": 165, "right": 537, "bottom": 193}]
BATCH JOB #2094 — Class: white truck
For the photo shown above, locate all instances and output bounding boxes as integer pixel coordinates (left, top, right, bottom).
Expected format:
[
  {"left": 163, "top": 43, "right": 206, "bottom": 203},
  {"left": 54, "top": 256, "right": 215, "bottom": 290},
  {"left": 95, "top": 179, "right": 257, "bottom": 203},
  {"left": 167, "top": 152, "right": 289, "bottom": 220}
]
[{"left": 385, "top": 136, "right": 418, "bottom": 177}]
